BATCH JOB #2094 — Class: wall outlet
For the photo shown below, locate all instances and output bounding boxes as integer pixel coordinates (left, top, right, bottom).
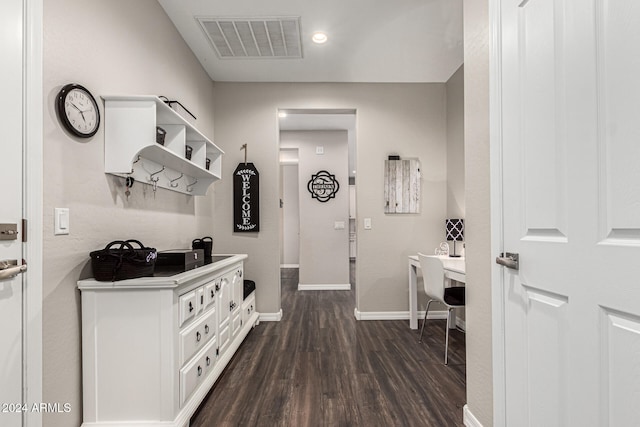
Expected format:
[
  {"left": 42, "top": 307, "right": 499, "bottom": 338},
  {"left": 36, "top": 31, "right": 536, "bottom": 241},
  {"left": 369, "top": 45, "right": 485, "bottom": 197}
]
[
  {"left": 334, "top": 221, "right": 345, "bottom": 230},
  {"left": 316, "top": 146, "right": 324, "bottom": 155}
]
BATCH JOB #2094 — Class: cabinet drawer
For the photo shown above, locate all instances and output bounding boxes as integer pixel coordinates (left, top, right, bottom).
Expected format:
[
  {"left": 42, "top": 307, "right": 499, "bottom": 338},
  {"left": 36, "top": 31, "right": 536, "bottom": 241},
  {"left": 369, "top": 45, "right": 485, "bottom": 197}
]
[
  {"left": 179, "top": 309, "right": 216, "bottom": 367},
  {"left": 179, "top": 290, "right": 197, "bottom": 327},
  {"left": 179, "top": 338, "right": 217, "bottom": 407},
  {"left": 241, "top": 292, "right": 256, "bottom": 326}
]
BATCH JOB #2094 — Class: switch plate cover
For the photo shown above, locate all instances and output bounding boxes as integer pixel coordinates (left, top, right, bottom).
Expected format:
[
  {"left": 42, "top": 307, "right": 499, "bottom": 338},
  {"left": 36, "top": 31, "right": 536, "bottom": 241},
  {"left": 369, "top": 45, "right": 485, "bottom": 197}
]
[{"left": 54, "top": 208, "right": 70, "bottom": 235}]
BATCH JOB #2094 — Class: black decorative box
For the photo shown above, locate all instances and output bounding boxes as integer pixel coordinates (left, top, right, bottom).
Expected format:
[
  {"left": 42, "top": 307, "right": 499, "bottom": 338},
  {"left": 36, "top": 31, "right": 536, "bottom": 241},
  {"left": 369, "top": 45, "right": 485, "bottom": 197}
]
[{"left": 156, "top": 249, "right": 204, "bottom": 269}]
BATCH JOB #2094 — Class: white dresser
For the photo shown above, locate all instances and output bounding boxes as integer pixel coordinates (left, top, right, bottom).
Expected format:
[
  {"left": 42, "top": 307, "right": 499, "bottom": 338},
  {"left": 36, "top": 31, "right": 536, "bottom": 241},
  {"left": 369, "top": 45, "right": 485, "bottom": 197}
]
[{"left": 77, "top": 254, "right": 258, "bottom": 427}]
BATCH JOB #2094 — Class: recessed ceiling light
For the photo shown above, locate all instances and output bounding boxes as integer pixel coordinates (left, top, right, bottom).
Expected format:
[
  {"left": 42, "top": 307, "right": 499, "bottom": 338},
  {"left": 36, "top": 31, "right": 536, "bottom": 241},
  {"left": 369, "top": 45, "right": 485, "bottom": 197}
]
[
  {"left": 278, "top": 111, "right": 287, "bottom": 118},
  {"left": 312, "top": 32, "right": 328, "bottom": 44}
]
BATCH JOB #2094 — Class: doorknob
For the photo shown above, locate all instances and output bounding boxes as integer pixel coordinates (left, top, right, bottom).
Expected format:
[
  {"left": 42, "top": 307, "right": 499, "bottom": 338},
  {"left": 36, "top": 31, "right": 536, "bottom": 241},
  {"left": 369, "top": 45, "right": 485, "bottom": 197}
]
[
  {"left": 0, "top": 260, "right": 28, "bottom": 281},
  {"left": 496, "top": 252, "right": 519, "bottom": 270}
]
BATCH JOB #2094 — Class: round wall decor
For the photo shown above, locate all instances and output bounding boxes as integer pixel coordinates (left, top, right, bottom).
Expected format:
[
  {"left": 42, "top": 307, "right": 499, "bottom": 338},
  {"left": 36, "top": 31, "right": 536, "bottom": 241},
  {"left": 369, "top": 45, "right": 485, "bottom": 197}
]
[{"left": 56, "top": 83, "right": 100, "bottom": 138}]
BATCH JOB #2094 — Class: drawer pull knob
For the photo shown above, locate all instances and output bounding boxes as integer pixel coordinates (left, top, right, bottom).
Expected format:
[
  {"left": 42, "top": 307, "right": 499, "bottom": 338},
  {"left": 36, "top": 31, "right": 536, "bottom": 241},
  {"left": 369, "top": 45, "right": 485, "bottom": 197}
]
[
  {"left": 189, "top": 302, "right": 194, "bottom": 313},
  {"left": 211, "top": 289, "right": 215, "bottom": 298},
  {"left": 201, "top": 295, "right": 204, "bottom": 304},
  {"left": 197, "top": 366, "right": 202, "bottom": 377},
  {"left": 206, "top": 357, "right": 211, "bottom": 366},
  {"left": 205, "top": 325, "right": 209, "bottom": 334},
  {"left": 196, "top": 332, "right": 201, "bottom": 342}
]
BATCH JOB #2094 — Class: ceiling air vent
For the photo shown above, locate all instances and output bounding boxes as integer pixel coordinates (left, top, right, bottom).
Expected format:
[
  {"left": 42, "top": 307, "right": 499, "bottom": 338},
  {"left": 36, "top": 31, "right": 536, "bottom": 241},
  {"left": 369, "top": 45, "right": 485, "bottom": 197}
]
[{"left": 197, "top": 16, "right": 302, "bottom": 59}]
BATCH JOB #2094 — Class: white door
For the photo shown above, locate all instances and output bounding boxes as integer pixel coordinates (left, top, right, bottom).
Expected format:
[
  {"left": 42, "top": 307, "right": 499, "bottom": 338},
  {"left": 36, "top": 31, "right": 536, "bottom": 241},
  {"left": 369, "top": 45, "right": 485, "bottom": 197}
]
[
  {"left": 0, "top": 0, "right": 27, "bottom": 425},
  {"left": 496, "top": 0, "right": 640, "bottom": 425}
]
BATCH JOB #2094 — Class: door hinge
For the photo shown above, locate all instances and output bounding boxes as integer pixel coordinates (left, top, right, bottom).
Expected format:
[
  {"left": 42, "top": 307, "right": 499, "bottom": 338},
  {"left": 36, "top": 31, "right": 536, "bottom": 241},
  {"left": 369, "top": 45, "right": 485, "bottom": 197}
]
[{"left": 22, "top": 219, "right": 27, "bottom": 243}]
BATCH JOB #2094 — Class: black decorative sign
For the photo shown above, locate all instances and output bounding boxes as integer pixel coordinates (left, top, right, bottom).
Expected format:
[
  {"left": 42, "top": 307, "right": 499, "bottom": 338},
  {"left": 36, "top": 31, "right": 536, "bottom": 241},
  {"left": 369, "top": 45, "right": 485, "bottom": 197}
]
[
  {"left": 307, "top": 170, "right": 340, "bottom": 202},
  {"left": 234, "top": 163, "right": 260, "bottom": 232}
]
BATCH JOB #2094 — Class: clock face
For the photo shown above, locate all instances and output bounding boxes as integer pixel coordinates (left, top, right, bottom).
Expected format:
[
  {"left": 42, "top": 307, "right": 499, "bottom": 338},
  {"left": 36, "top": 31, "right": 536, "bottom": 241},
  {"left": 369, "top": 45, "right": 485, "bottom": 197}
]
[{"left": 56, "top": 84, "right": 100, "bottom": 137}]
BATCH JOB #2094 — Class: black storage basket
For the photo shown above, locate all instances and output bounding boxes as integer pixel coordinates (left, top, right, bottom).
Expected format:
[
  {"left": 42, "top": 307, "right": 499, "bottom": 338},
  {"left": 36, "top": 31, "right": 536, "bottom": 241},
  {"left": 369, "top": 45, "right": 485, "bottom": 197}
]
[{"left": 90, "top": 240, "right": 157, "bottom": 282}]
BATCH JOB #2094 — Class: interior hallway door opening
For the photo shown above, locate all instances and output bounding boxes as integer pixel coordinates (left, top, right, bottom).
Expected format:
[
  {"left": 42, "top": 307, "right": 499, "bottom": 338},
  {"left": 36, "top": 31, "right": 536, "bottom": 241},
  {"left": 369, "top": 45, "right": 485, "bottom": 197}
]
[{"left": 277, "top": 108, "right": 357, "bottom": 304}]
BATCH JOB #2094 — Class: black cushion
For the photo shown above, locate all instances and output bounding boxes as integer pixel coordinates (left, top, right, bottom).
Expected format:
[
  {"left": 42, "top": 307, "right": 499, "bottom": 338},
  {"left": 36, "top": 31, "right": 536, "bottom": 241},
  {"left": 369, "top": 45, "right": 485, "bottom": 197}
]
[
  {"left": 443, "top": 287, "right": 465, "bottom": 306},
  {"left": 243, "top": 279, "right": 256, "bottom": 300}
]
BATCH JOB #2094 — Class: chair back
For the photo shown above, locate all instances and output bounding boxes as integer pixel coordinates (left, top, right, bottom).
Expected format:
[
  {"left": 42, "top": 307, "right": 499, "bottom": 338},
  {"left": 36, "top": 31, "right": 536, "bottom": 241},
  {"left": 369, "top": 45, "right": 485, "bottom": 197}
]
[{"left": 418, "top": 253, "right": 445, "bottom": 302}]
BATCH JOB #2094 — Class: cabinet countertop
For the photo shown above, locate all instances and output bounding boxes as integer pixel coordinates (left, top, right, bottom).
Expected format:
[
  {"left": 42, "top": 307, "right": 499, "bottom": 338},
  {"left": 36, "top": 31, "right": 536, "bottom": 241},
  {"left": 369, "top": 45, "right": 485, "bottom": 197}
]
[{"left": 78, "top": 253, "right": 247, "bottom": 290}]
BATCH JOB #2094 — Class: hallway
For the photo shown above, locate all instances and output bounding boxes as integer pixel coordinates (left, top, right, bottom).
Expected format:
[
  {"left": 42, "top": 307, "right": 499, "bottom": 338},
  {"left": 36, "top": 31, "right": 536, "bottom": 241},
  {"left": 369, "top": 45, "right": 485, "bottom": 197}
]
[{"left": 191, "top": 268, "right": 466, "bottom": 426}]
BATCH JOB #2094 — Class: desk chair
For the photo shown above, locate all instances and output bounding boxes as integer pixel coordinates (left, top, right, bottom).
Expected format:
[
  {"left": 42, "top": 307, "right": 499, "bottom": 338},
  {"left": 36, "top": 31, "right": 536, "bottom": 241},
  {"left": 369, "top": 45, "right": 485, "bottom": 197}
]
[{"left": 417, "top": 253, "right": 465, "bottom": 365}]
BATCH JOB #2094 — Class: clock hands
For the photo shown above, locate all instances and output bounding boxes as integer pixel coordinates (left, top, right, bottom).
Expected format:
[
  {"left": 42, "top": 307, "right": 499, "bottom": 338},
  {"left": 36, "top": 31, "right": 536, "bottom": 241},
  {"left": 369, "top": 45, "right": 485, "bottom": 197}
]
[{"left": 69, "top": 102, "right": 87, "bottom": 124}]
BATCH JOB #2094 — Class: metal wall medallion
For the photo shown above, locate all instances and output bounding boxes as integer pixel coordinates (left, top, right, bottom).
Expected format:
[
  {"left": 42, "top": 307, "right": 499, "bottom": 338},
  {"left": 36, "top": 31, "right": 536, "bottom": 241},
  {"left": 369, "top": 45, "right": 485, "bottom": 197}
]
[{"left": 307, "top": 170, "right": 340, "bottom": 203}]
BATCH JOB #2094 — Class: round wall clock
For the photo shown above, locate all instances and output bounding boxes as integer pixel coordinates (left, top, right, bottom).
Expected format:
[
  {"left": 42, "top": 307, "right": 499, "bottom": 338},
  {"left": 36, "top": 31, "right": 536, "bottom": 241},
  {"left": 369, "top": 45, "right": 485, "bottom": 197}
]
[{"left": 56, "top": 83, "right": 100, "bottom": 138}]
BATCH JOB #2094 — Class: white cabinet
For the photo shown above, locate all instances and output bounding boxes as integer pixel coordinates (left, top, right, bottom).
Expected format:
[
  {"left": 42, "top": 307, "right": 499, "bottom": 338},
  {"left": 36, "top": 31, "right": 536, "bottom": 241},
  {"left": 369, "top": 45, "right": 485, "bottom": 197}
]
[
  {"left": 102, "top": 96, "right": 224, "bottom": 196},
  {"left": 78, "top": 254, "right": 259, "bottom": 427}
]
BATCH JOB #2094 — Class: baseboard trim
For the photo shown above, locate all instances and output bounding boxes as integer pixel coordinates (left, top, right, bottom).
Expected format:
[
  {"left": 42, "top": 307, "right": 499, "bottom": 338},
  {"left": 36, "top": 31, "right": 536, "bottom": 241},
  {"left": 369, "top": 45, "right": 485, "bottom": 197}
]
[
  {"left": 463, "top": 405, "right": 483, "bottom": 427},
  {"left": 259, "top": 309, "right": 283, "bottom": 322},
  {"left": 353, "top": 310, "right": 449, "bottom": 321},
  {"left": 298, "top": 283, "right": 351, "bottom": 291},
  {"left": 280, "top": 264, "right": 299, "bottom": 268},
  {"left": 456, "top": 317, "right": 466, "bottom": 331}
]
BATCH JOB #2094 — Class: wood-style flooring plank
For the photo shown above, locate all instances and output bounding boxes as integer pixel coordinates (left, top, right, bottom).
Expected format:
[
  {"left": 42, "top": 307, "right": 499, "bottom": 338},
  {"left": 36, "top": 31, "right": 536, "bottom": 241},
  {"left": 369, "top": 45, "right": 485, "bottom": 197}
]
[{"left": 190, "top": 264, "right": 466, "bottom": 427}]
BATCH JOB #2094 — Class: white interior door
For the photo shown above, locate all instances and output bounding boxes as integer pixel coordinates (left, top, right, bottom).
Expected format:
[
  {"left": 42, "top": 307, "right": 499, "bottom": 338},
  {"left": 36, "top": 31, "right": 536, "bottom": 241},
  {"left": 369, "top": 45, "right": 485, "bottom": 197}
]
[
  {"left": 0, "top": 0, "right": 26, "bottom": 425},
  {"left": 496, "top": 0, "right": 640, "bottom": 425}
]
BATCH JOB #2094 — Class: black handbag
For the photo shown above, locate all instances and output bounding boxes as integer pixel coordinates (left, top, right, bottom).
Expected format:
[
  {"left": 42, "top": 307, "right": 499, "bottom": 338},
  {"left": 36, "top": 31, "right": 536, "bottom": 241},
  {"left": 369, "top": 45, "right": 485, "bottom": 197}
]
[{"left": 90, "top": 240, "right": 157, "bottom": 282}]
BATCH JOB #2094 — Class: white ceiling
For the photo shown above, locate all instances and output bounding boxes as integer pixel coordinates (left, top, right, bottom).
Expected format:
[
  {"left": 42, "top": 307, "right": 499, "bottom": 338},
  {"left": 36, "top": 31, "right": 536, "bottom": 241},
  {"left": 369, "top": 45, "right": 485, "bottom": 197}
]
[{"left": 157, "top": 0, "right": 463, "bottom": 83}]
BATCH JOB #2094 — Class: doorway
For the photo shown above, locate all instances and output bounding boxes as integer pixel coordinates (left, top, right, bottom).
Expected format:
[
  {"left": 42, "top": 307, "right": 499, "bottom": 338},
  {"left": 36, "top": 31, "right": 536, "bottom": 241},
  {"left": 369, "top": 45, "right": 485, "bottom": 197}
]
[{"left": 277, "top": 109, "right": 357, "bottom": 298}]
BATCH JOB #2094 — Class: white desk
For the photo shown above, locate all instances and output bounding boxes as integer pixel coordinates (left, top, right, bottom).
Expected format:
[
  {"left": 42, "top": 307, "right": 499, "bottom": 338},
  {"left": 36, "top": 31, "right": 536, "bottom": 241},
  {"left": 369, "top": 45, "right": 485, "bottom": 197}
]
[{"left": 408, "top": 255, "right": 466, "bottom": 329}]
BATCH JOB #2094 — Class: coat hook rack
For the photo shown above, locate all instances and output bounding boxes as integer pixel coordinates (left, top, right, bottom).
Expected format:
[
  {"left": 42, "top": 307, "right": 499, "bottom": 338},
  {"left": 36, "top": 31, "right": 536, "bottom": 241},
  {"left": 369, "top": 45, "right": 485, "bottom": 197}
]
[
  {"left": 168, "top": 172, "right": 184, "bottom": 188},
  {"left": 149, "top": 165, "right": 165, "bottom": 182},
  {"left": 129, "top": 155, "right": 141, "bottom": 174},
  {"left": 186, "top": 178, "right": 198, "bottom": 193},
  {"left": 240, "top": 144, "right": 248, "bottom": 165}
]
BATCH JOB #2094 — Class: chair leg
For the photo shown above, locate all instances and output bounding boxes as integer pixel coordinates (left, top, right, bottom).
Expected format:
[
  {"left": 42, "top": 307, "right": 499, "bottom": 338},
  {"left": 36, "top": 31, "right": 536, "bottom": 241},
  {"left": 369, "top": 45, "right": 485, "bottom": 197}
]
[
  {"left": 444, "top": 307, "right": 452, "bottom": 365},
  {"left": 418, "top": 299, "right": 434, "bottom": 343}
]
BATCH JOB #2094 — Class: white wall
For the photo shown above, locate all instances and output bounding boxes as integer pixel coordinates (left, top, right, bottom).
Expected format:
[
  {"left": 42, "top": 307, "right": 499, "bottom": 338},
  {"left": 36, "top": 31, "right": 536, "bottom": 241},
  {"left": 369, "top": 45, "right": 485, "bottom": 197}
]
[
  {"left": 447, "top": 65, "right": 465, "bottom": 220},
  {"left": 211, "top": 83, "right": 448, "bottom": 316},
  {"left": 43, "top": 1, "right": 216, "bottom": 425},
  {"left": 281, "top": 131, "right": 350, "bottom": 286},
  {"left": 464, "top": 0, "right": 494, "bottom": 425},
  {"left": 281, "top": 164, "right": 300, "bottom": 266}
]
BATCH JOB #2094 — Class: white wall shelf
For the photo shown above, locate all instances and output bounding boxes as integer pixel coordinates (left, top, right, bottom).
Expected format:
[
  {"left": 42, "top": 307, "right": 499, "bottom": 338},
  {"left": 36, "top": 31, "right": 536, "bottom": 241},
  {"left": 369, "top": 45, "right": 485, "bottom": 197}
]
[{"left": 102, "top": 95, "right": 224, "bottom": 196}]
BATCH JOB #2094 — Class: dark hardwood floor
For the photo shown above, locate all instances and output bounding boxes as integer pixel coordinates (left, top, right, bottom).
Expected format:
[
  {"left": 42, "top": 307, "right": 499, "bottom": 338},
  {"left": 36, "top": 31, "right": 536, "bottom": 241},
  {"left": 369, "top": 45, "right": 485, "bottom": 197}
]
[{"left": 190, "top": 264, "right": 466, "bottom": 427}]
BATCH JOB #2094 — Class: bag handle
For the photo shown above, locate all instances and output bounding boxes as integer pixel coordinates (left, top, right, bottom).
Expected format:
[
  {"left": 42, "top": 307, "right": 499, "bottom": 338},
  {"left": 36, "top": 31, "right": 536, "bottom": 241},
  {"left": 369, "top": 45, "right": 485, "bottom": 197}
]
[
  {"left": 104, "top": 240, "right": 135, "bottom": 253},
  {"left": 192, "top": 238, "right": 202, "bottom": 245},
  {"left": 125, "top": 239, "right": 147, "bottom": 249},
  {"left": 202, "top": 236, "right": 213, "bottom": 242}
]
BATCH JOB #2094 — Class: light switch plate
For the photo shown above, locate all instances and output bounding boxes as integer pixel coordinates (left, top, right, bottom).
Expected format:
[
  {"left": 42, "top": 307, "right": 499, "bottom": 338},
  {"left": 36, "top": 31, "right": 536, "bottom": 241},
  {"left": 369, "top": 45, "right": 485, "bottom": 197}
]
[
  {"left": 334, "top": 221, "right": 345, "bottom": 230},
  {"left": 364, "top": 218, "right": 372, "bottom": 230},
  {"left": 316, "top": 146, "right": 324, "bottom": 155},
  {"left": 54, "top": 208, "right": 70, "bottom": 235}
]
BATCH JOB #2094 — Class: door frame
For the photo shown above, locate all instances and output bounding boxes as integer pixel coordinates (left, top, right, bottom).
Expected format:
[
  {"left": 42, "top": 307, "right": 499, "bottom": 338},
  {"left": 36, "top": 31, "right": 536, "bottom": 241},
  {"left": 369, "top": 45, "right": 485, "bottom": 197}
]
[
  {"left": 22, "top": 0, "right": 44, "bottom": 425},
  {"left": 489, "top": 0, "right": 507, "bottom": 426}
]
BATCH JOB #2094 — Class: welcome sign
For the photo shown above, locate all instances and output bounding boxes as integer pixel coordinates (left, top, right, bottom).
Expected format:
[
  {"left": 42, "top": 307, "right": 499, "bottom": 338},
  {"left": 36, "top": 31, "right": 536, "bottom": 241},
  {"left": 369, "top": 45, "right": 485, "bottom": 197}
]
[{"left": 233, "top": 163, "right": 260, "bottom": 232}]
